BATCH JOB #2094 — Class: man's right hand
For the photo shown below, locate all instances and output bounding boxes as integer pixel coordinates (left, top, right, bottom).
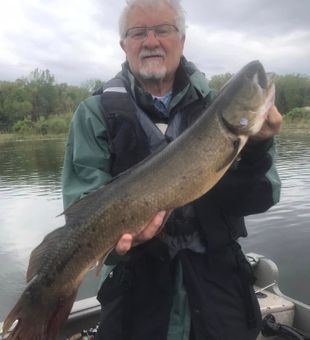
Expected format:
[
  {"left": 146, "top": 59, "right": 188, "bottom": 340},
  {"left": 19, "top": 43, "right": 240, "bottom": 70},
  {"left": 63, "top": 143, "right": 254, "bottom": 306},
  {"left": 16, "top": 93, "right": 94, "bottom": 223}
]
[{"left": 115, "top": 211, "right": 166, "bottom": 255}]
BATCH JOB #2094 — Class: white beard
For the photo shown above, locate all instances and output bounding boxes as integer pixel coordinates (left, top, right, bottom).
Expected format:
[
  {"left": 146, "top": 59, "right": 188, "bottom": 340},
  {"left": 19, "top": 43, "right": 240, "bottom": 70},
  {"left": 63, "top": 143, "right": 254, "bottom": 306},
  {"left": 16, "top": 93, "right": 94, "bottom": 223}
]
[
  {"left": 138, "top": 48, "right": 167, "bottom": 80},
  {"left": 139, "top": 59, "right": 167, "bottom": 80}
]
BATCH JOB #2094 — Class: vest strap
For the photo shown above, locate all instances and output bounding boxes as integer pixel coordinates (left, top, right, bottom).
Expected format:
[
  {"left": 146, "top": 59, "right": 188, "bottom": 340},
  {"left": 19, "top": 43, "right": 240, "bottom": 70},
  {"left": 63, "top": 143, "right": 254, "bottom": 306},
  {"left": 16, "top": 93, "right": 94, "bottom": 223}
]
[{"left": 103, "top": 87, "right": 127, "bottom": 94}]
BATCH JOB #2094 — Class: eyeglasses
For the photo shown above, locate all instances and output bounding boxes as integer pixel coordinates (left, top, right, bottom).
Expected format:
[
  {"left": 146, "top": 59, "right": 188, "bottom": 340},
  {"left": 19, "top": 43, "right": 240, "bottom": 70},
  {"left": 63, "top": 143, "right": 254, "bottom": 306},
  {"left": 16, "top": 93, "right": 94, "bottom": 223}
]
[{"left": 125, "top": 24, "right": 179, "bottom": 40}]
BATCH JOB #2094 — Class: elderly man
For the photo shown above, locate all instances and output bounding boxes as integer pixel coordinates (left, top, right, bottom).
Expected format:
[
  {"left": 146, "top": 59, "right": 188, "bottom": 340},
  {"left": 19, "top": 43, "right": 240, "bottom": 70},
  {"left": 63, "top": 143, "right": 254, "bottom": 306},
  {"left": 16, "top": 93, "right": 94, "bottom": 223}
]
[{"left": 62, "top": 0, "right": 282, "bottom": 339}]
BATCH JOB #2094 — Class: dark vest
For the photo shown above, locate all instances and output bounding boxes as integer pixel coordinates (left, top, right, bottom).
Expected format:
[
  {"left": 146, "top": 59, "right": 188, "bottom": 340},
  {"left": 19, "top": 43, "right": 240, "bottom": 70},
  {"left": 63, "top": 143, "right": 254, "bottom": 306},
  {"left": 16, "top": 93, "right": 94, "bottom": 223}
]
[
  {"left": 95, "top": 77, "right": 259, "bottom": 340},
  {"left": 95, "top": 76, "right": 247, "bottom": 251}
]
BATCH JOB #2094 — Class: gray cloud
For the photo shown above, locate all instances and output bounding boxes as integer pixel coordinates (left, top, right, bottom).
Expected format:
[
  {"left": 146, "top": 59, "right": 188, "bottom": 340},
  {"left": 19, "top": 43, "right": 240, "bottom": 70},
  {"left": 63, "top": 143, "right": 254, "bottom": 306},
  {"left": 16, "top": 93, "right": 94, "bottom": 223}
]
[
  {"left": 184, "top": 0, "right": 310, "bottom": 36},
  {"left": 0, "top": 0, "right": 309, "bottom": 85},
  {"left": 182, "top": 0, "right": 310, "bottom": 77}
]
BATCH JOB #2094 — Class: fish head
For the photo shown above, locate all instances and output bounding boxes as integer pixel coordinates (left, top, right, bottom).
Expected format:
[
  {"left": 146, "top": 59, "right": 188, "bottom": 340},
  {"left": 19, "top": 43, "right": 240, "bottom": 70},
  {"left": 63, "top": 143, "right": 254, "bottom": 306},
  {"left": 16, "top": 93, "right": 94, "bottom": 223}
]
[{"left": 219, "top": 60, "right": 275, "bottom": 136}]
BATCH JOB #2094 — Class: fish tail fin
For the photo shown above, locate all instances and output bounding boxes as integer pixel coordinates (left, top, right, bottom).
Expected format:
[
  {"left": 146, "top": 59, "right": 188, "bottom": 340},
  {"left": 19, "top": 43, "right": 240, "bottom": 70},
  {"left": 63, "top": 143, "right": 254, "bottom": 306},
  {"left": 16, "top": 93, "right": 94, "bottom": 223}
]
[{"left": 3, "top": 287, "right": 77, "bottom": 340}]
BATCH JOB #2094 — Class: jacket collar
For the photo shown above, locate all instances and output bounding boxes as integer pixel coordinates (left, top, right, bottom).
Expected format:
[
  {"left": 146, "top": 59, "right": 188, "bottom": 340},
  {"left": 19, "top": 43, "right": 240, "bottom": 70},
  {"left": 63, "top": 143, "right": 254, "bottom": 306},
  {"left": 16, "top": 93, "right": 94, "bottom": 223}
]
[{"left": 119, "top": 56, "right": 212, "bottom": 121}]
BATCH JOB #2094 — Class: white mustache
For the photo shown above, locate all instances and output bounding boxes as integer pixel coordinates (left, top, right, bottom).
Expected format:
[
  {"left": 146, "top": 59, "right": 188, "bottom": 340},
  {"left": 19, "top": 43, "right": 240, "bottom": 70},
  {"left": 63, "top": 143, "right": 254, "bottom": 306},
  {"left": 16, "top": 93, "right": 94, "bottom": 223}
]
[{"left": 139, "top": 48, "right": 166, "bottom": 59}]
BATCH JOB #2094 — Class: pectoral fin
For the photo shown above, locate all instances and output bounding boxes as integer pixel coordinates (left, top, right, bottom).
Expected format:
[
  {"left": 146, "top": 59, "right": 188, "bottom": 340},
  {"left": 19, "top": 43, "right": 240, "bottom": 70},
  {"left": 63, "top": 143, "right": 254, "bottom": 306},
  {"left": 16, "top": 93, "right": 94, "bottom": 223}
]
[{"left": 95, "top": 247, "right": 115, "bottom": 276}]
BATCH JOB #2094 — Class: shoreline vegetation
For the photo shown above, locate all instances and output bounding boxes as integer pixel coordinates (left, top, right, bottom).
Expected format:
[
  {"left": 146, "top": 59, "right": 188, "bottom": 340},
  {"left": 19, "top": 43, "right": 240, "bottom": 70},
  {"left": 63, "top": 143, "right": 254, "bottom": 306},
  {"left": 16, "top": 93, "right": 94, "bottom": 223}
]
[
  {"left": 0, "top": 116, "right": 308, "bottom": 143},
  {"left": 1, "top": 68, "right": 309, "bottom": 143},
  {"left": 281, "top": 119, "right": 310, "bottom": 135}
]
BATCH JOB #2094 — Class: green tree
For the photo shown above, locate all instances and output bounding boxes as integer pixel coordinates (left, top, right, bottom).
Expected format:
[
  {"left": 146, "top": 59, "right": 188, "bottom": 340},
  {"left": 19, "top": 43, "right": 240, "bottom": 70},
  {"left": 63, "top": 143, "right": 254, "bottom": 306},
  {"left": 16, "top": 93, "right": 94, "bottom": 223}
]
[
  {"left": 0, "top": 81, "right": 33, "bottom": 131},
  {"left": 208, "top": 73, "right": 233, "bottom": 91},
  {"left": 275, "top": 74, "right": 310, "bottom": 114},
  {"left": 2, "top": 68, "right": 309, "bottom": 134},
  {"left": 25, "top": 69, "right": 57, "bottom": 120}
]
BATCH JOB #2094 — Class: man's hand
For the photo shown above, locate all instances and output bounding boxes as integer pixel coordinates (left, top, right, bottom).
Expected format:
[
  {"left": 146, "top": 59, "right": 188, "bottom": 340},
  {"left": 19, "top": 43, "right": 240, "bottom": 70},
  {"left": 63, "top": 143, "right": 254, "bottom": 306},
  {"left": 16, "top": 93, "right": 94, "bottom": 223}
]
[
  {"left": 115, "top": 211, "right": 166, "bottom": 255},
  {"left": 250, "top": 105, "right": 282, "bottom": 142}
]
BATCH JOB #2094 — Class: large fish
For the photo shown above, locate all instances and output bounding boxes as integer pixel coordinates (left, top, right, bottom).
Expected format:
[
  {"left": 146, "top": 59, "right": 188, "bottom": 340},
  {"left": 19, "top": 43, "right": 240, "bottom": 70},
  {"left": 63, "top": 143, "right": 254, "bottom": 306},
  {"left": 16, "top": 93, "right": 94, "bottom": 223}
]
[{"left": 2, "top": 60, "right": 275, "bottom": 339}]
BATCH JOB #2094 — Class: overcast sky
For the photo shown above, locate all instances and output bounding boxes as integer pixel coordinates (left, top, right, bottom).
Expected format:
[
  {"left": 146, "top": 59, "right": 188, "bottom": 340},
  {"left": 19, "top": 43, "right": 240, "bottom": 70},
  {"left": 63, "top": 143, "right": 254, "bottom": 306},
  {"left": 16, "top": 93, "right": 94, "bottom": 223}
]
[{"left": 1, "top": 0, "right": 309, "bottom": 85}]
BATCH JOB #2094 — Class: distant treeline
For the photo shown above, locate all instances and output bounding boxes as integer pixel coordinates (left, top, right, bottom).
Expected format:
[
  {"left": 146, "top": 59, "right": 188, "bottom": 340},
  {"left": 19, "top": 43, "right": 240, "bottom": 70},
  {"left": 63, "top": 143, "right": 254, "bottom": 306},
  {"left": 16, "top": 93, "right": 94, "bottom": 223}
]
[
  {"left": 0, "top": 68, "right": 309, "bottom": 134},
  {"left": 0, "top": 69, "right": 104, "bottom": 133}
]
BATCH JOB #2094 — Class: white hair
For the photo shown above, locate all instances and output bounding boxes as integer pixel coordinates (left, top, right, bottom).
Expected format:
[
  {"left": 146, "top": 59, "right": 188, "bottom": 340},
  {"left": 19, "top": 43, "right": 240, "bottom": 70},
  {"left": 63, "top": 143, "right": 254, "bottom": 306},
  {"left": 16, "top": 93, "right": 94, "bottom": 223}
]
[{"left": 119, "top": 0, "right": 186, "bottom": 40}]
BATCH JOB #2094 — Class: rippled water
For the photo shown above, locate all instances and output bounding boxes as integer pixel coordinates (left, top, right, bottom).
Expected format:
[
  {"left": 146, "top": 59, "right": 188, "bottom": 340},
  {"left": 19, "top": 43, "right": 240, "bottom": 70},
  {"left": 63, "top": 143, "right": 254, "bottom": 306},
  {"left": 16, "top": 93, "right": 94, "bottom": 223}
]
[
  {"left": 242, "top": 133, "right": 310, "bottom": 303},
  {"left": 0, "top": 134, "right": 309, "bottom": 321},
  {"left": 0, "top": 139, "right": 100, "bottom": 321}
]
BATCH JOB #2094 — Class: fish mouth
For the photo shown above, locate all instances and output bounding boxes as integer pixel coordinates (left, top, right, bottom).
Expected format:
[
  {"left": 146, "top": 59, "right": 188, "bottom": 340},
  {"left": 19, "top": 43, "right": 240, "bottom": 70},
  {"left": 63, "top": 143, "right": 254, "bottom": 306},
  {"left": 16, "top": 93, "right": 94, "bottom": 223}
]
[
  {"left": 247, "top": 61, "right": 276, "bottom": 108},
  {"left": 244, "top": 60, "right": 276, "bottom": 93},
  {"left": 244, "top": 60, "right": 268, "bottom": 89},
  {"left": 217, "top": 60, "right": 276, "bottom": 136},
  {"left": 241, "top": 62, "right": 276, "bottom": 134}
]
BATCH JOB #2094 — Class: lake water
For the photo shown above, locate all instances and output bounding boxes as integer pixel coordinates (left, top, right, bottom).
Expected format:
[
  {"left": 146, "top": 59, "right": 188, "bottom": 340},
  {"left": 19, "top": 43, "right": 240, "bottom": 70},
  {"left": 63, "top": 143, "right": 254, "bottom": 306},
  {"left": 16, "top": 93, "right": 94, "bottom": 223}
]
[{"left": 0, "top": 133, "right": 309, "bottom": 321}]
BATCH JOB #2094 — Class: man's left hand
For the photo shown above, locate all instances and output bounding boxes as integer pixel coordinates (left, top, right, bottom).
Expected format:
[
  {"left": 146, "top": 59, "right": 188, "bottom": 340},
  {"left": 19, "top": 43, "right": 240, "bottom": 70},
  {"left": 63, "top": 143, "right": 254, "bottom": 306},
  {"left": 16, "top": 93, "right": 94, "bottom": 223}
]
[{"left": 250, "top": 105, "right": 282, "bottom": 142}]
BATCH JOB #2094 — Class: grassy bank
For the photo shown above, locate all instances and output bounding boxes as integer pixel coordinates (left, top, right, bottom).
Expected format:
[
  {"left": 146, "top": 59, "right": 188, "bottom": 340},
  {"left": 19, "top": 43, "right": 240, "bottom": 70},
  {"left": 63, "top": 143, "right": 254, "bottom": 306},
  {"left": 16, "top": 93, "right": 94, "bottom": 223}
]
[
  {"left": 281, "top": 116, "right": 310, "bottom": 135},
  {"left": 0, "top": 113, "right": 71, "bottom": 143},
  {"left": 0, "top": 132, "right": 67, "bottom": 143}
]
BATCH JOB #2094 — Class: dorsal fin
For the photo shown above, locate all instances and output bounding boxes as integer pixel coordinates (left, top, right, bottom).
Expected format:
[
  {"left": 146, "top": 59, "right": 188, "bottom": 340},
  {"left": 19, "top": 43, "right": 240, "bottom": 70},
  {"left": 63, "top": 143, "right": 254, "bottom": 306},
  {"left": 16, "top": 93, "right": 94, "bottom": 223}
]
[
  {"left": 62, "top": 186, "right": 110, "bottom": 226},
  {"left": 26, "top": 226, "right": 69, "bottom": 282}
]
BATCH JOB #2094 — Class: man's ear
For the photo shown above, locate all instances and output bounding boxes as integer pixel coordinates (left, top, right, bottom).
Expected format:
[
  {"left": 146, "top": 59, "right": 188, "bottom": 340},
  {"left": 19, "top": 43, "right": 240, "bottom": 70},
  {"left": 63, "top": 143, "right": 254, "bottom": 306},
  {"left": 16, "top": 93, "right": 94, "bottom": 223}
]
[
  {"left": 120, "top": 40, "right": 126, "bottom": 52},
  {"left": 181, "top": 34, "right": 186, "bottom": 51}
]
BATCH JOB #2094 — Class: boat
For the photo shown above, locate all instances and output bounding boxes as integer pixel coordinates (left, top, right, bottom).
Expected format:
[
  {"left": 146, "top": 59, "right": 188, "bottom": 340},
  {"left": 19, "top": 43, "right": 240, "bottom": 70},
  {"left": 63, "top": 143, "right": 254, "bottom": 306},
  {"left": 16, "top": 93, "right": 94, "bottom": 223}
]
[
  {"left": 1, "top": 252, "right": 310, "bottom": 339},
  {"left": 248, "top": 253, "right": 310, "bottom": 339}
]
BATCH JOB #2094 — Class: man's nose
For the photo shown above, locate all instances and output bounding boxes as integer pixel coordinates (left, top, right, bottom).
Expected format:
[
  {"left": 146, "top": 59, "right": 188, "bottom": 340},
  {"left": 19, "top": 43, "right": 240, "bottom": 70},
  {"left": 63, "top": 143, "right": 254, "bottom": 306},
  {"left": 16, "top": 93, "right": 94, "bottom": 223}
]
[{"left": 142, "top": 30, "right": 161, "bottom": 48}]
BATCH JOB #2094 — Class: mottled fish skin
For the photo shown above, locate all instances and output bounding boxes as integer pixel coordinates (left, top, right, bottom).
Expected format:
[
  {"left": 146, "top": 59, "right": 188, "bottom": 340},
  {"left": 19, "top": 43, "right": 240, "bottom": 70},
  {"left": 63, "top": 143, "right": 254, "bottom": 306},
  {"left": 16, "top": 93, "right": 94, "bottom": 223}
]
[{"left": 2, "top": 60, "right": 275, "bottom": 340}]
